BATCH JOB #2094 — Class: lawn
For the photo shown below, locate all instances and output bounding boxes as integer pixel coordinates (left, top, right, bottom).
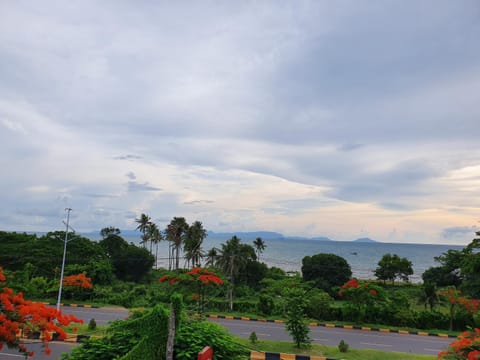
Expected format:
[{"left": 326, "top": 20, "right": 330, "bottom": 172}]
[{"left": 238, "top": 338, "right": 437, "bottom": 360}]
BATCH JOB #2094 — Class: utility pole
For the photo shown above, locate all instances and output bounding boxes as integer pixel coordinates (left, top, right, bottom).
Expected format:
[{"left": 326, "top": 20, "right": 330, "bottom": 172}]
[{"left": 56, "top": 208, "right": 72, "bottom": 312}]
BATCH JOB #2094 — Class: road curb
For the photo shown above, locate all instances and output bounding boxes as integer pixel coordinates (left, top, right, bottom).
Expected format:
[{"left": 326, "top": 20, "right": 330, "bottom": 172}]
[
  {"left": 204, "top": 314, "right": 457, "bottom": 338},
  {"left": 251, "top": 351, "right": 337, "bottom": 360},
  {"left": 43, "top": 302, "right": 100, "bottom": 308}
]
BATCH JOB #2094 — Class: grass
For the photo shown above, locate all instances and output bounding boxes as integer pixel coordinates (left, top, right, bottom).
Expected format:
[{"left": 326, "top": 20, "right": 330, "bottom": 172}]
[
  {"left": 62, "top": 323, "right": 108, "bottom": 336},
  {"left": 237, "top": 338, "right": 437, "bottom": 360}
]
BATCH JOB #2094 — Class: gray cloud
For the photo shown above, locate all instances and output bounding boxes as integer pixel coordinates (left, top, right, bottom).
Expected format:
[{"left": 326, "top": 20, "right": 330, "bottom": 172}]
[
  {"left": 442, "top": 226, "right": 478, "bottom": 239},
  {"left": 127, "top": 181, "right": 162, "bottom": 192},
  {"left": 0, "top": 1, "right": 479, "bottom": 243}
]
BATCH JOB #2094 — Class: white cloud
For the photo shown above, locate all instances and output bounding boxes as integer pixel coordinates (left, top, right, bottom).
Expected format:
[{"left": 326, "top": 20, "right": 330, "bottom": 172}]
[{"left": 0, "top": 1, "right": 479, "bottom": 244}]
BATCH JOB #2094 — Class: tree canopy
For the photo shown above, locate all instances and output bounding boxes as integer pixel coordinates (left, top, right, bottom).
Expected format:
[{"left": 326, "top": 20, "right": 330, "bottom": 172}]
[
  {"left": 301, "top": 253, "right": 352, "bottom": 291},
  {"left": 374, "top": 253, "right": 413, "bottom": 284}
]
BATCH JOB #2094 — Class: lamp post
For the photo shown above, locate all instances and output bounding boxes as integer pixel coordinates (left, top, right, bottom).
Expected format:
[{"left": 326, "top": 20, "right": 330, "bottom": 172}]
[{"left": 56, "top": 208, "right": 72, "bottom": 312}]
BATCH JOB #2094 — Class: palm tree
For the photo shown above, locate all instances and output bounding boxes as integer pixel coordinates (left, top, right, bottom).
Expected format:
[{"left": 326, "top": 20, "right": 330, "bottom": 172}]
[
  {"left": 166, "top": 217, "right": 189, "bottom": 271},
  {"left": 253, "top": 237, "right": 266, "bottom": 261},
  {"left": 135, "top": 213, "right": 151, "bottom": 248},
  {"left": 184, "top": 221, "right": 207, "bottom": 267},
  {"left": 147, "top": 222, "right": 163, "bottom": 268},
  {"left": 216, "top": 235, "right": 250, "bottom": 311},
  {"left": 205, "top": 248, "right": 218, "bottom": 267}
]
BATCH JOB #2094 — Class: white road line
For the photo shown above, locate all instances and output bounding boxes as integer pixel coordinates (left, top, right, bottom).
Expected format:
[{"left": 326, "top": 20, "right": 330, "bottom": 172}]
[
  {"left": 360, "top": 342, "right": 393, "bottom": 347},
  {"left": 0, "top": 353, "right": 27, "bottom": 358},
  {"left": 424, "top": 348, "right": 443, "bottom": 353}
]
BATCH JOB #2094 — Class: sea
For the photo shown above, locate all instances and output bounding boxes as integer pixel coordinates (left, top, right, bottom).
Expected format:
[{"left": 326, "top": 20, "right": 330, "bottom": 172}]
[{"left": 119, "top": 235, "right": 465, "bottom": 283}]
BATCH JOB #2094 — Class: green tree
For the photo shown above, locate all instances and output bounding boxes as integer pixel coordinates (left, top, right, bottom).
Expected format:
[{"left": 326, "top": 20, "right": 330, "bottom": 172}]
[
  {"left": 205, "top": 248, "right": 218, "bottom": 267},
  {"left": 99, "top": 234, "right": 154, "bottom": 282},
  {"left": 148, "top": 223, "right": 163, "bottom": 269},
  {"left": 374, "top": 253, "right": 413, "bottom": 284},
  {"left": 419, "top": 282, "right": 439, "bottom": 312},
  {"left": 301, "top": 253, "right": 352, "bottom": 292},
  {"left": 184, "top": 221, "right": 206, "bottom": 267},
  {"left": 215, "top": 236, "right": 256, "bottom": 310},
  {"left": 284, "top": 288, "right": 311, "bottom": 348},
  {"left": 253, "top": 237, "right": 266, "bottom": 261},
  {"left": 135, "top": 213, "right": 151, "bottom": 249},
  {"left": 166, "top": 217, "right": 189, "bottom": 271},
  {"left": 100, "top": 226, "right": 121, "bottom": 239}
]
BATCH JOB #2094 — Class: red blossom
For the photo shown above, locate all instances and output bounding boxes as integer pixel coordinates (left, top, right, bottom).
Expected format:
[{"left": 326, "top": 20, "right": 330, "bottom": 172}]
[
  {"left": 62, "top": 273, "right": 93, "bottom": 289},
  {"left": 0, "top": 265, "right": 83, "bottom": 357}
]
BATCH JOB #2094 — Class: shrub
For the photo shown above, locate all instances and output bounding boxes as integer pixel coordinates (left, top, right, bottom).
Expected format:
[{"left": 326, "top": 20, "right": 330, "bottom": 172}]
[
  {"left": 338, "top": 339, "right": 349, "bottom": 353},
  {"left": 88, "top": 318, "right": 97, "bottom": 331},
  {"left": 175, "top": 318, "right": 248, "bottom": 360},
  {"left": 249, "top": 331, "right": 258, "bottom": 344},
  {"left": 305, "top": 291, "right": 333, "bottom": 320},
  {"left": 258, "top": 294, "right": 275, "bottom": 316}
]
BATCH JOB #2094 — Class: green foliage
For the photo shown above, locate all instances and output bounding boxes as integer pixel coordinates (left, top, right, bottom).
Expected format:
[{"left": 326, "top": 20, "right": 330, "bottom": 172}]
[
  {"left": 284, "top": 288, "right": 311, "bottom": 348},
  {"left": 258, "top": 294, "right": 275, "bottom": 316},
  {"left": 301, "top": 253, "right": 352, "bottom": 292},
  {"left": 338, "top": 339, "right": 349, "bottom": 353},
  {"left": 63, "top": 305, "right": 169, "bottom": 360},
  {"left": 249, "top": 331, "right": 258, "bottom": 344},
  {"left": 374, "top": 253, "right": 413, "bottom": 284},
  {"left": 174, "top": 318, "right": 248, "bottom": 360},
  {"left": 99, "top": 234, "right": 154, "bottom": 282},
  {"left": 305, "top": 290, "right": 333, "bottom": 320},
  {"left": 88, "top": 318, "right": 97, "bottom": 331},
  {"left": 61, "top": 330, "right": 138, "bottom": 360}
]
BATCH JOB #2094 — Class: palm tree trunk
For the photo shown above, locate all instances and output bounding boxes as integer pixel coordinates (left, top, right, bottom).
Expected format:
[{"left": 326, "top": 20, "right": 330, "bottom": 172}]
[
  {"left": 166, "top": 302, "right": 175, "bottom": 360},
  {"left": 155, "top": 242, "right": 159, "bottom": 270}
]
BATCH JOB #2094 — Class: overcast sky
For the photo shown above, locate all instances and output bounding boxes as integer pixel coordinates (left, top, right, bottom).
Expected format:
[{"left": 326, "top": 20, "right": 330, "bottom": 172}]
[{"left": 1, "top": 1, "right": 479, "bottom": 244}]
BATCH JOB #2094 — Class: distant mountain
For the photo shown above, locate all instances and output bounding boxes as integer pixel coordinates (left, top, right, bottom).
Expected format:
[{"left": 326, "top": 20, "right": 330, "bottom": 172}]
[
  {"left": 353, "top": 237, "right": 377, "bottom": 243},
  {"left": 310, "top": 236, "right": 334, "bottom": 242},
  {"left": 207, "top": 231, "right": 284, "bottom": 240},
  {"left": 82, "top": 229, "right": 379, "bottom": 243}
]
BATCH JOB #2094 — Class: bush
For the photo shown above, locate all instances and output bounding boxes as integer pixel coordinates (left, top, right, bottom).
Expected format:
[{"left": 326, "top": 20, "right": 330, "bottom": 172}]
[
  {"left": 88, "top": 318, "right": 97, "bottom": 331},
  {"left": 305, "top": 291, "right": 333, "bottom": 320},
  {"left": 258, "top": 294, "right": 275, "bottom": 316},
  {"left": 175, "top": 318, "right": 248, "bottom": 360},
  {"left": 338, "top": 339, "right": 349, "bottom": 353}
]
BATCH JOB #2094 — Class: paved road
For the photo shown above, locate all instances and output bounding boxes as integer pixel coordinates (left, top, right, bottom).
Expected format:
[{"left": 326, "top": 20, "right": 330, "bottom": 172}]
[
  {"left": 209, "top": 318, "right": 453, "bottom": 356},
  {"left": 0, "top": 307, "right": 129, "bottom": 360},
  {"left": 0, "top": 341, "right": 78, "bottom": 360},
  {"left": 52, "top": 306, "right": 130, "bottom": 326}
]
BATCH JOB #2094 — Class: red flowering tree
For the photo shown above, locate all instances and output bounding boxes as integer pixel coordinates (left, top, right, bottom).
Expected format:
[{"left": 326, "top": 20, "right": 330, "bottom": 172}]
[
  {"left": 338, "top": 278, "right": 385, "bottom": 322},
  {"left": 438, "top": 328, "right": 480, "bottom": 359},
  {"left": 1, "top": 266, "right": 83, "bottom": 357},
  {"left": 158, "top": 267, "right": 223, "bottom": 312},
  {"left": 62, "top": 273, "right": 93, "bottom": 289},
  {"left": 438, "top": 286, "right": 480, "bottom": 331}
]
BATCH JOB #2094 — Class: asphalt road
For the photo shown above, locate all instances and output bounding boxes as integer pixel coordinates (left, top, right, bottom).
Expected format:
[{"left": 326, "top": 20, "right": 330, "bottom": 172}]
[
  {"left": 209, "top": 318, "right": 453, "bottom": 356},
  {"left": 51, "top": 306, "right": 130, "bottom": 326},
  {"left": 1, "top": 306, "right": 454, "bottom": 359},
  {"left": 0, "top": 306, "right": 129, "bottom": 360}
]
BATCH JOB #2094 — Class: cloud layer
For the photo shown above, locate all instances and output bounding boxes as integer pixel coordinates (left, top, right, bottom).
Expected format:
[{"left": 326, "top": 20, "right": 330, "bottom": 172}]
[{"left": 1, "top": 1, "right": 479, "bottom": 244}]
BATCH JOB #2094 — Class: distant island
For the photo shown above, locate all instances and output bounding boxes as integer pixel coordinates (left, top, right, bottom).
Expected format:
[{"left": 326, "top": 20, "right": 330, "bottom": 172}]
[
  {"left": 81, "top": 229, "right": 379, "bottom": 243},
  {"left": 352, "top": 237, "right": 377, "bottom": 243}
]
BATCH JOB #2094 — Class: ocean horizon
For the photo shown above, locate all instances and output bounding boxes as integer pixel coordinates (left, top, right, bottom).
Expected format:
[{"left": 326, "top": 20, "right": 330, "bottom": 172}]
[{"left": 109, "top": 234, "right": 464, "bottom": 283}]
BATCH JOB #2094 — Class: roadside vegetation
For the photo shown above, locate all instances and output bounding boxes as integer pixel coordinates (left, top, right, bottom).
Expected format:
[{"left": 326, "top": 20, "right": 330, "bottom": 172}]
[{"left": 1, "top": 217, "right": 479, "bottom": 358}]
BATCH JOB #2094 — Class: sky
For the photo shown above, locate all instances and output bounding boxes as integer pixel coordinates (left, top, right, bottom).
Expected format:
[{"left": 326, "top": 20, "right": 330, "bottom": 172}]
[{"left": 0, "top": 1, "right": 479, "bottom": 245}]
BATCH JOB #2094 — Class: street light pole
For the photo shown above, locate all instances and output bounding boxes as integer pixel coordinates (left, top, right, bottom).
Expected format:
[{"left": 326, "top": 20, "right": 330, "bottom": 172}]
[{"left": 56, "top": 208, "right": 72, "bottom": 312}]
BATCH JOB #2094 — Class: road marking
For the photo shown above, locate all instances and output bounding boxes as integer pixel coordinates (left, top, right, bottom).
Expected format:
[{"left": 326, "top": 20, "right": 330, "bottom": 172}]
[
  {"left": 424, "top": 348, "right": 443, "bottom": 353},
  {"left": 0, "top": 353, "right": 27, "bottom": 358},
  {"left": 241, "top": 332, "right": 271, "bottom": 336},
  {"left": 360, "top": 342, "right": 392, "bottom": 347},
  {"left": 312, "top": 338, "right": 329, "bottom": 342}
]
